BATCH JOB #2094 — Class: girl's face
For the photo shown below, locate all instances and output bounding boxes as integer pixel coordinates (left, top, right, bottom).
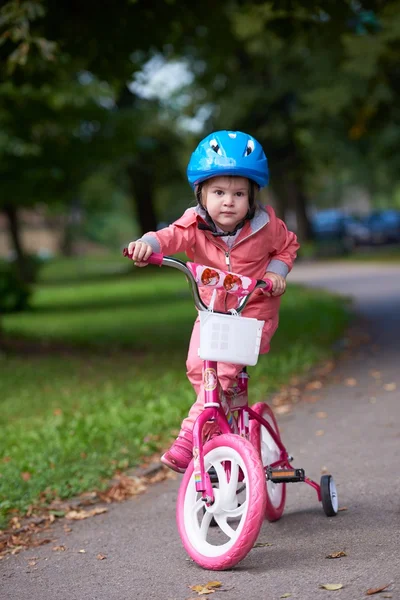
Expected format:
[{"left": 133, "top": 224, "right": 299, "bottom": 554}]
[{"left": 202, "top": 176, "right": 250, "bottom": 232}]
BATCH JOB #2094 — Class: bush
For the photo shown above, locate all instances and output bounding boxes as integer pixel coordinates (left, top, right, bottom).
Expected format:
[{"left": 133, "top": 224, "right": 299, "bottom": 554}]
[{"left": 0, "top": 260, "right": 33, "bottom": 313}]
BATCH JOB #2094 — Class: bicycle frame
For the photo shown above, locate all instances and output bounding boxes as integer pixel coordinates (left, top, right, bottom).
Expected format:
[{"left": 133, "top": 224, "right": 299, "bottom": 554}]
[
  {"left": 122, "top": 248, "right": 322, "bottom": 503},
  {"left": 192, "top": 358, "right": 295, "bottom": 504}
]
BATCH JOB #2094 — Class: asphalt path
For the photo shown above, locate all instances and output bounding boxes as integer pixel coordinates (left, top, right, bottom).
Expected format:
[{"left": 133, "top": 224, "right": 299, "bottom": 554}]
[{"left": 1, "top": 261, "right": 400, "bottom": 600}]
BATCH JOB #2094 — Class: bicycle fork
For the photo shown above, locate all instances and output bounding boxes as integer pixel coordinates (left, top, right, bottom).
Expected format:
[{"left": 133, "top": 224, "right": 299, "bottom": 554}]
[{"left": 192, "top": 360, "right": 232, "bottom": 505}]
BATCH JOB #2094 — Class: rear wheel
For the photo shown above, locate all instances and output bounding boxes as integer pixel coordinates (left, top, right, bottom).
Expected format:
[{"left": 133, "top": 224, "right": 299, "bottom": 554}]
[
  {"left": 176, "top": 434, "right": 266, "bottom": 571},
  {"left": 250, "top": 402, "right": 286, "bottom": 522}
]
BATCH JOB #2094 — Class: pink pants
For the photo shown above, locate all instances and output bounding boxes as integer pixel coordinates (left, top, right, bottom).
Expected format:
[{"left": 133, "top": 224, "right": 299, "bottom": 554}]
[{"left": 179, "top": 316, "right": 276, "bottom": 435}]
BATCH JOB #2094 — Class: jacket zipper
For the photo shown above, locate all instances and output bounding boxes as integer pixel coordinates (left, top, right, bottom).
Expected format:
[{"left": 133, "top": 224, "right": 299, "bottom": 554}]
[
  {"left": 205, "top": 221, "right": 268, "bottom": 311},
  {"left": 224, "top": 250, "right": 231, "bottom": 270}
]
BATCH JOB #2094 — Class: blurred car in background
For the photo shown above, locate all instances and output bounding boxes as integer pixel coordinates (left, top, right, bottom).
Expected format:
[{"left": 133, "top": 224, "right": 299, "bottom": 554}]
[
  {"left": 362, "top": 210, "right": 400, "bottom": 245},
  {"left": 311, "top": 209, "right": 371, "bottom": 252}
]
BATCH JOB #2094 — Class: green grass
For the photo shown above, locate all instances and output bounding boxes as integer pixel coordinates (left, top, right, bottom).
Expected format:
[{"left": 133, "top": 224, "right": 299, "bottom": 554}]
[
  {"left": 344, "top": 246, "right": 400, "bottom": 263},
  {"left": 0, "top": 256, "right": 350, "bottom": 528}
]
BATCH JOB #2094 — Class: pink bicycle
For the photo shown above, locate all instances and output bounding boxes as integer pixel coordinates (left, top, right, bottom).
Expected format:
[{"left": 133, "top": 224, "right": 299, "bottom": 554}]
[{"left": 123, "top": 249, "right": 338, "bottom": 570}]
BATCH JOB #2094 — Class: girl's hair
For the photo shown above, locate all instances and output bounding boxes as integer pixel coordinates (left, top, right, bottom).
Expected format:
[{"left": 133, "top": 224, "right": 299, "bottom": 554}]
[{"left": 195, "top": 177, "right": 258, "bottom": 221}]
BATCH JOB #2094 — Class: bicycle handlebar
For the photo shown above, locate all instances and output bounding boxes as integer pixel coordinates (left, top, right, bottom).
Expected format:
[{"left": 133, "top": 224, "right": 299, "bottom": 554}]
[{"left": 122, "top": 248, "right": 273, "bottom": 314}]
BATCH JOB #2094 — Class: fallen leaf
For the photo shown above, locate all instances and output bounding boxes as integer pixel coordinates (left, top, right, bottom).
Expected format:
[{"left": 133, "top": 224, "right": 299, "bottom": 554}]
[
  {"left": 303, "top": 395, "right": 321, "bottom": 403},
  {"left": 78, "top": 549, "right": 86, "bottom": 554},
  {"left": 65, "top": 507, "right": 107, "bottom": 520},
  {"left": 338, "top": 506, "right": 348, "bottom": 512},
  {"left": 97, "top": 474, "right": 148, "bottom": 503},
  {"left": 383, "top": 383, "right": 396, "bottom": 392},
  {"left": 326, "top": 551, "right": 347, "bottom": 559},
  {"left": 306, "top": 380, "right": 323, "bottom": 390},
  {"left": 369, "top": 370, "right": 381, "bottom": 379},
  {"left": 52, "top": 545, "right": 66, "bottom": 552},
  {"left": 320, "top": 583, "right": 343, "bottom": 591},
  {"left": 344, "top": 378, "right": 357, "bottom": 387},
  {"left": 281, "top": 594, "right": 292, "bottom": 598},
  {"left": 274, "top": 405, "right": 291, "bottom": 415},
  {"left": 366, "top": 584, "right": 390, "bottom": 595},
  {"left": 28, "top": 560, "right": 37, "bottom": 566},
  {"left": 10, "top": 517, "right": 21, "bottom": 529},
  {"left": 253, "top": 542, "right": 273, "bottom": 547},
  {"left": 190, "top": 581, "right": 222, "bottom": 595},
  {"left": 96, "top": 553, "right": 107, "bottom": 560},
  {"left": 316, "top": 411, "right": 328, "bottom": 419},
  {"left": 316, "top": 430, "right": 325, "bottom": 436},
  {"left": 21, "top": 472, "right": 31, "bottom": 481}
]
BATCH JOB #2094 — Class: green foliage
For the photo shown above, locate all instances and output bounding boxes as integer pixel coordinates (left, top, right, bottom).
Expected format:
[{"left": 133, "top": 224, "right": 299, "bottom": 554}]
[
  {"left": 0, "top": 259, "right": 33, "bottom": 313},
  {"left": 0, "top": 256, "right": 350, "bottom": 526}
]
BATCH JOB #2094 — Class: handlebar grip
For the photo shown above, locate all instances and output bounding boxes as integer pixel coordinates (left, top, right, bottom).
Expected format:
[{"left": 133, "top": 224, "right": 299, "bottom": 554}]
[
  {"left": 263, "top": 278, "right": 274, "bottom": 293},
  {"left": 122, "top": 248, "right": 164, "bottom": 266}
]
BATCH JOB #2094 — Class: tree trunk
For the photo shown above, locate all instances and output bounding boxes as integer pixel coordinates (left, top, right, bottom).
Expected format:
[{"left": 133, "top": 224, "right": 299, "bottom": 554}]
[
  {"left": 127, "top": 164, "right": 158, "bottom": 235},
  {"left": 60, "top": 198, "right": 83, "bottom": 257},
  {"left": 295, "top": 189, "right": 313, "bottom": 242},
  {"left": 2, "top": 203, "right": 29, "bottom": 281},
  {"left": 283, "top": 179, "right": 313, "bottom": 243}
]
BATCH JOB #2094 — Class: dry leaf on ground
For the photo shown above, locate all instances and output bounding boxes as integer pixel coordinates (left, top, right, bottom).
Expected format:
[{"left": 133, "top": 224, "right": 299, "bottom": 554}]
[
  {"left": 274, "top": 405, "right": 291, "bottom": 415},
  {"left": 383, "top": 383, "right": 396, "bottom": 392},
  {"left": 344, "top": 378, "right": 357, "bottom": 387},
  {"left": 253, "top": 542, "right": 273, "bottom": 547},
  {"left": 97, "top": 474, "right": 148, "bottom": 503},
  {"left": 306, "top": 380, "right": 323, "bottom": 390},
  {"left": 190, "top": 581, "right": 222, "bottom": 595},
  {"left": 326, "top": 551, "right": 347, "bottom": 559},
  {"left": 96, "top": 553, "right": 106, "bottom": 560},
  {"left": 320, "top": 583, "right": 344, "bottom": 591},
  {"left": 316, "top": 430, "right": 325, "bottom": 436},
  {"left": 65, "top": 507, "right": 107, "bottom": 520},
  {"left": 366, "top": 584, "right": 391, "bottom": 595},
  {"left": 369, "top": 370, "right": 381, "bottom": 379},
  {"left": 52, "top": 545, "right": 66, "bottom": 552},
  {"left": 281, "top": 594, "right": 292, "bottom": 598},
  {"left": 316, "top": 411, "right": 328, "bottom": 419}
]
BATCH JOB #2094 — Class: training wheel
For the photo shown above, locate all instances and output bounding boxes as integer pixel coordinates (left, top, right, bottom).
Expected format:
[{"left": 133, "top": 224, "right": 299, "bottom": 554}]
[{"left": 320, "top": 474, "right": 338, "bottom": 517}]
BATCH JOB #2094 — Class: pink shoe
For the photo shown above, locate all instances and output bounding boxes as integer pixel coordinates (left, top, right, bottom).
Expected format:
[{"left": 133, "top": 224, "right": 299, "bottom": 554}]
[{"left": 161, "top": 435, "right": 193, "bottom": 473}]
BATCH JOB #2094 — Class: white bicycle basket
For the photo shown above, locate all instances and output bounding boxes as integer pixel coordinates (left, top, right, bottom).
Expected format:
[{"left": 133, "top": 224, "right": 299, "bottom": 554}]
[{"left": 198, "top": 292, "right": 264, "bottom": 366}]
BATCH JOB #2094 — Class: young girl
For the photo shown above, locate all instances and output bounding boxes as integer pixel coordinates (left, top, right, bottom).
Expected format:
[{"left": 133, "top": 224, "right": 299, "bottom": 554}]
[{"left": 128, "top": 130, "right": 299, "bottom": 473}]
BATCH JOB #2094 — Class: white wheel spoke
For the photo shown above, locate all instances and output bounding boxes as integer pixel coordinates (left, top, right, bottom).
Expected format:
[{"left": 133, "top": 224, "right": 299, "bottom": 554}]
[
  {"left": 199, "top": 510, "right": 213, "bottom": 539},
  {"left": 213, "top": 460, "right": 227, "bottom": 483},
  {"left": 222, "top": 460, "right": 239, "bottom": 503},
  {"left": 225, "top": 501, "right": 246, "bottom": 519},
  {"left": 213, "top": 513, "right": 237, "bottom": 539}
]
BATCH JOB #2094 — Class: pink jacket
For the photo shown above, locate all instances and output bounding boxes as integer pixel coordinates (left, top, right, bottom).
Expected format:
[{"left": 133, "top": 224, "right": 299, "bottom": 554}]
[{"left": 141, "top": 204, "right": 299, "bottom": 350}]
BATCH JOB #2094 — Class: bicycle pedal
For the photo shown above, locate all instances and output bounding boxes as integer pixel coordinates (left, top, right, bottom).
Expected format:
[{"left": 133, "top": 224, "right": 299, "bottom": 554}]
[{"left": 267, "top": 467, "right": 305, "bottom": 483}]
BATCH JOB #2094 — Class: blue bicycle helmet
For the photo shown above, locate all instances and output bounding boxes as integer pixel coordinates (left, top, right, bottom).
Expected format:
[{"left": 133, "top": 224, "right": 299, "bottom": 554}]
[{"left": 187, "top": 130, "right": 269, "bottom": 189}]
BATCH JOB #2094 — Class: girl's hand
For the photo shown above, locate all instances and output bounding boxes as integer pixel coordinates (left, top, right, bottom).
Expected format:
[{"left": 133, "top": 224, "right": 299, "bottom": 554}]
[
  {"left": 264, "top": 272, "right": 286, "bottom": 297},
  {"left": 127, "top": 241, "right": 153, "bottom": 267}
]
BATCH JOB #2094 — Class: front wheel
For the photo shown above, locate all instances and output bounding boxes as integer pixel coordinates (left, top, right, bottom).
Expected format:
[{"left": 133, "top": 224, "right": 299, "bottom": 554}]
[
  {"left": 250, "top": 402, "right": 286, "bottom": 522},
  {"left": 176, "top": 434, "right": 267, "bottom": 571},
  {"left": 320, "top": 474, "right": 338, "bottom": 516}
]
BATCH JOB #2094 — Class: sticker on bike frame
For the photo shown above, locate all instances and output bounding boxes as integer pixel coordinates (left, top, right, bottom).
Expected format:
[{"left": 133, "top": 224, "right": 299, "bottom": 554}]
[
  {"left": 187, "top": 262, "right": 257, "bottom": 297},
  {"left": 204, "top": 368, "right": 217, "bottom": 391}
]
